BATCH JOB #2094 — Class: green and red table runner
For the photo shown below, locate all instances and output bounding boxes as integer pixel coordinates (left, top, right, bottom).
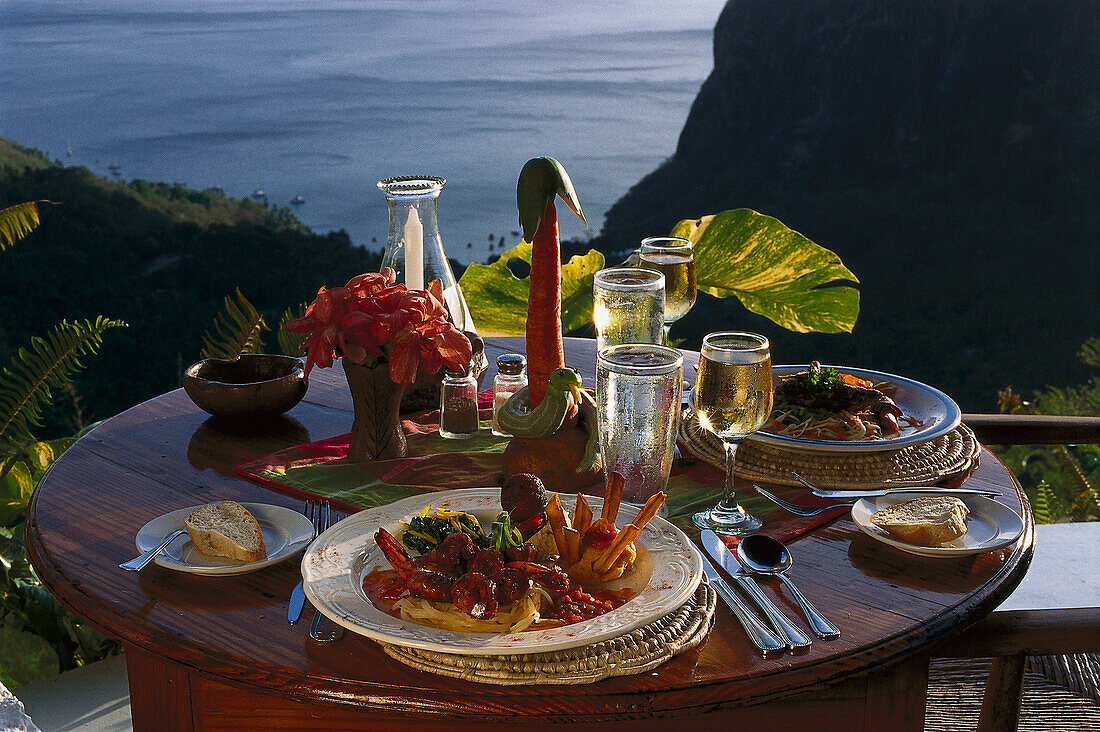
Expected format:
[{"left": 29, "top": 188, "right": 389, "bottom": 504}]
[{"left": 235, "top": 391, "right": 848, "bottom": 542}]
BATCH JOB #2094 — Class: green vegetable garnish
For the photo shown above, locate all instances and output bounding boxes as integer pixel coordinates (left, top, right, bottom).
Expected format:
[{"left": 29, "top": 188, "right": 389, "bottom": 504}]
[
  {"left": 804, "top": 362, "right": 842, "bottom": 391},
  {"left": 490, "top": 511, "right": 524, "bottom": 553},
  {"left": 400, "top": 507, "right": 489, "bottom": 555}
]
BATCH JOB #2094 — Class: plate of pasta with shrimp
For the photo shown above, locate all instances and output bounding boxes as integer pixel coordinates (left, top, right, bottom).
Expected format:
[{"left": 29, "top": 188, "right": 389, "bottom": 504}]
[
  {"left": 301, "top": 473, "right": 703, "bottom": 654},
  {"left": 751, "top": 362, "right": 962, "bottom": 453}
]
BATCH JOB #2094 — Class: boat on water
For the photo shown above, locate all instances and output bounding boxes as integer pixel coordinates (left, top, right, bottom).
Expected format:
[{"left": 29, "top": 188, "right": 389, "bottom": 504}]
[
  {"left": 290, "top": 194, "right": 305, "bottom": 205},
  {"left": 251, "top": 188, "right": 267, "bottom": 200}
]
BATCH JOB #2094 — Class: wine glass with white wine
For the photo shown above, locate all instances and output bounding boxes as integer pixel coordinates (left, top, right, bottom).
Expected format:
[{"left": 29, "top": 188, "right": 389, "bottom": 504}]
[
  {"left": 691, "top": 331, "right": 773, "bottom": 534},
  {"left": 638, "top": 237, "right": 696, "bottom": 342}
]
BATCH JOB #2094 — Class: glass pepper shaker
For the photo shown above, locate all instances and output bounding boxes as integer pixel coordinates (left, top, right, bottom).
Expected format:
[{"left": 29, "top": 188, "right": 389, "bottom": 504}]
[
  {"left": 492, "top": 354, "right": 527, "bottom": 437},
  {"left": 439, "top": 365, "right": 479, "bottom": 439}
]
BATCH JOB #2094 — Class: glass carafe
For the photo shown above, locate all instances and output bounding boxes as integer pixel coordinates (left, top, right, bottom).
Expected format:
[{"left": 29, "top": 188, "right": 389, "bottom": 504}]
[{"left": 377, "top": 176, "right": 475, "bottom": 332}]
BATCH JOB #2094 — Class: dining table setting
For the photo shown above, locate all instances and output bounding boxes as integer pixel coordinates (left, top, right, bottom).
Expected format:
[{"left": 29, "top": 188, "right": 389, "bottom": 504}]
[{"left": 25, "top": 159, "right": 1033, "bottom": 731}]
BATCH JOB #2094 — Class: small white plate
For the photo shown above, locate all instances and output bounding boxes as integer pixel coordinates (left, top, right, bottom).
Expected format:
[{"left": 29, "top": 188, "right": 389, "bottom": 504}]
[
  {"left": 302, "top": 488, "right": 704, "bottom": 655},
  {"left": 134, "top": 502, "right": 315, "bottom": 575},
  {"left": 850, "top": 493, "right": 1024, "bottom": 557}
]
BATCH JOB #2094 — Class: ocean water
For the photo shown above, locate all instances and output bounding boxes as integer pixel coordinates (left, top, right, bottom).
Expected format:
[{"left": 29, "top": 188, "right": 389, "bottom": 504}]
[{"left": 1, "top": 0, "right": 725, "bottom": 264}]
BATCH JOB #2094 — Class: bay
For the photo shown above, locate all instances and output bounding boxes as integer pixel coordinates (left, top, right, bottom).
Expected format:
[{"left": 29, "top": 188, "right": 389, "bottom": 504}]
[{"left": 0, "top": 0, "right": 725, "bottom": 263}]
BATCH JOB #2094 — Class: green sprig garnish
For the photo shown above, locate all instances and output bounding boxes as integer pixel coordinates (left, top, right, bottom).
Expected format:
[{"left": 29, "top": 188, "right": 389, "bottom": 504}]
[{"left": 490, "top": 511, "right": 524, "bottom": 553}]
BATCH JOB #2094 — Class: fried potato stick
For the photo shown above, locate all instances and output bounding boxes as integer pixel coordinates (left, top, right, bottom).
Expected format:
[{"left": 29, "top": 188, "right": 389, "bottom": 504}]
[
  {"left": 631, "top": 491, "right": 666, "bottom": 532},
  {"left": 602, "top": 472, "right": 624, "bottom": 523},
  {"left": 594, "top": 524, "right": 640, "bottom": 576},
  {"left": 573, "top": 493, "right": 593, "bottom": 536},
  {"left": 546, "top": 493, "right": 569, "bottom": 559},
  {"left": 562, "top": 527, "right": 581, "bottom": 566}
]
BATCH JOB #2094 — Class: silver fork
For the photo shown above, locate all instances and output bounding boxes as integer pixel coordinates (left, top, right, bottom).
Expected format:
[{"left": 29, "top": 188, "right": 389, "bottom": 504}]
[
  {"left": 754, "top": 486, "right": 854, "bottom": 517},
  {"left": 309, "top": 502, "right": 344, "bottom": 642},
  {"left": 287, "top": 499, "right": 320, "bottom": 624}
]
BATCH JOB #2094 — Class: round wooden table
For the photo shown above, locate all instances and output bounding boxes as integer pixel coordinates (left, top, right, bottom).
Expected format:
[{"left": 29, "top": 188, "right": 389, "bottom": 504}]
[{"left": 27, "top": 337, "right": 1033, "bottom": 731}]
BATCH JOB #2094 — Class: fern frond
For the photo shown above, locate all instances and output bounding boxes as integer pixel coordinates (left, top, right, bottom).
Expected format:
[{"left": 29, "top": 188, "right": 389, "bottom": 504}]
[
  {"left": 200, "top": 289, "right": 268, "bottom": 360},
  {"left": 0, "top": 202, "right": 42, "bottom": 251},
  {"left": 1032, "top": 482, "right": 1056, "bottom": 524},
  {"left": 1078, "top": 338, "right": 1100, "bottom": 370},
  {"left": 0, "top": 317, "right": 127, "bottom": 448},
  {"left": 277, "top": 302, "right": 309, "bottom": 357}
]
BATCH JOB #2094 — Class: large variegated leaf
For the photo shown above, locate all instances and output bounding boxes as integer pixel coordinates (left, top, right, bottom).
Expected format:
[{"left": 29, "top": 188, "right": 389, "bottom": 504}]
[
  {"left": 459, "top": 242, "right": 605, "bottom": 336},
  {"left": 671, "top": 209, "right": 859, "bottom": 334}
]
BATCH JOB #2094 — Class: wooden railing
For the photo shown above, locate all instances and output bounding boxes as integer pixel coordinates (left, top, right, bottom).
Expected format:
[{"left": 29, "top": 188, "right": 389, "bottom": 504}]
[
  {"left": 963, "top": 414, "right": 1100, "bottom": 445},
  {"left": 946, "top": 413, "right": 1099, "bottom": 732}
]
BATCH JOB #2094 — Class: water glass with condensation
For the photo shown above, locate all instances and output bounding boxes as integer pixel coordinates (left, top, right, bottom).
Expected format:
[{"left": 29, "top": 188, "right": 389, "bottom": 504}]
[
  {"left": 596, "top": 344, "right": 683, "bottom": 505},
  {"left": 592, "top": 268, "right": 665, "bottom": 353}
]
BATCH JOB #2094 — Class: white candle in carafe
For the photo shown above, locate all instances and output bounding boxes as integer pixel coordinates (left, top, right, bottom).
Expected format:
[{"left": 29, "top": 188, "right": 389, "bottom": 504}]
[{"left": 404, "top": 205, "right": 424, "bottom": 290}]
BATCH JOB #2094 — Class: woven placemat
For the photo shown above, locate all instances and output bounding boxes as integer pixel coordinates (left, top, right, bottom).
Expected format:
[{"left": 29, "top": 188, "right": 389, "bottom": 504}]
[
  {"left": 678, "top": 407, "right": 981, "bottom": 489},
  {"left": 382, "top": 579, "right": 716, "bottom": 685}
]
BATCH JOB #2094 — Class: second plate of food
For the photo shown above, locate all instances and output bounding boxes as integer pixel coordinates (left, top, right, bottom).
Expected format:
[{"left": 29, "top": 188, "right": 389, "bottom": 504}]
[
  {"left": 850, "top": 493, "right": 1025, "bottom": 557},
  {"left": 301, "top": 488, "right": 703, "bottom": 655},
  {"left": 750, "top": 364, "right": 962, "bottom": 453}
]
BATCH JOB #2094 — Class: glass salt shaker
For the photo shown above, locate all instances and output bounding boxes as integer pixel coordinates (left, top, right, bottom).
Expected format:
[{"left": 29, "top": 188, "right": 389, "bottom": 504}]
[
  {"left": 439, "top": 365, "right": 479, "bottom": 439},
  {"left": 492, "top": 354, "right": 527, "bottom": 437}
]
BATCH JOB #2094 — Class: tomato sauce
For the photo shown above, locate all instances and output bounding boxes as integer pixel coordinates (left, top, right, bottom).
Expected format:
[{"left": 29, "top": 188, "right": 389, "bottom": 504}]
[{"left": 362, "top": 567, "right": 406, "bottom": 616}]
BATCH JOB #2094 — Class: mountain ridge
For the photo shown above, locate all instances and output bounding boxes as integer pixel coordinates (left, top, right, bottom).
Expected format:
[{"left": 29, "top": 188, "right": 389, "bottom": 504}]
[{"left": 600, "top": 0, "right": 1099, "bottom": 409}]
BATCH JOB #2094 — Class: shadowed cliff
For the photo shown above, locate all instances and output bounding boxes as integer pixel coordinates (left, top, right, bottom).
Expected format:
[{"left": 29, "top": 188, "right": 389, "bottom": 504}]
[{"left": 601, "top": 0, "right": 1099, "bottom": 409}]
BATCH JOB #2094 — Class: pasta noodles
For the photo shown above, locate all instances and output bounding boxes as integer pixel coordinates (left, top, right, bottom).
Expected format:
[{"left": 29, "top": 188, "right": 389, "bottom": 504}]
[{"left": 393, "top": 585, "right": 552, "bottom": 633}]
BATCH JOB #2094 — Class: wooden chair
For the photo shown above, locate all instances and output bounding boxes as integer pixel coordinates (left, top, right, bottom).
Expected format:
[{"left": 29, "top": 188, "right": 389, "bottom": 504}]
[{"left": 932, "top": 414, "right": 1100, "bottom": 732}]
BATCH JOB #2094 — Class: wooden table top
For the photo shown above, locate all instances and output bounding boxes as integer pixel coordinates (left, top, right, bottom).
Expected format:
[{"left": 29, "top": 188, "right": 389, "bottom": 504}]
[{"left": 26, "top": 336, "right": 1034, "bottom": 724}]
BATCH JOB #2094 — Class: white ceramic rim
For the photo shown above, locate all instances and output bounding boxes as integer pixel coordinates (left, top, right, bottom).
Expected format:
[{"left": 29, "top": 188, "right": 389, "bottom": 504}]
[{"left": 301, "top": 488, "right": 704, "bottom": 655}]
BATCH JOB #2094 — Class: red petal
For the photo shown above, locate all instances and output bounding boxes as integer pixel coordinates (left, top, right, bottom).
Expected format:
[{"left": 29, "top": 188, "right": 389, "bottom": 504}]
[{"left": 388, "top": 343, "right": 419, "bottom": 384}]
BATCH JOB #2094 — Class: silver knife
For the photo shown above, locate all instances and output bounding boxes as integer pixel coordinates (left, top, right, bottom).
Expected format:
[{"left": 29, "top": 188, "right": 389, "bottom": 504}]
[
  {"left": 810, "top": 487, "right": 1000, "bottom": 500},
  {"left": 699, "top": 556, "right": 785, "bottom": 654},
  {"left": 701, "top": 530, "right": 813, "bottom": 652},
  {"left": 288, "top": 581, "right": 306, "bottom": 624}
]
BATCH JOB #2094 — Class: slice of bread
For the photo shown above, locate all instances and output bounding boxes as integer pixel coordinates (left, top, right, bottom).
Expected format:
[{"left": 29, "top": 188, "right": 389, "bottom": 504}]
[
  {"left": 869, "top": 496, "right": 970, "bottom": 546},
  {"left": 185, "top": 501, "right": 266, "bottom": 562}
]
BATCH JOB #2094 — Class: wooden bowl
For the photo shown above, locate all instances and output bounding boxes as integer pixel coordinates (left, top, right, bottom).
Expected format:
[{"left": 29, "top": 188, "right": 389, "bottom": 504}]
[{"left": 183, "top": 354, "right": 307, "bottom": 420}]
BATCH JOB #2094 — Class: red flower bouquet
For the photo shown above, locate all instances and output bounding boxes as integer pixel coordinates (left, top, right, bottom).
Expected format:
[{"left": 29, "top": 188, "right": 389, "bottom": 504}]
[{"left": 285, "top": 268, "right": 472, "bottom": 384}]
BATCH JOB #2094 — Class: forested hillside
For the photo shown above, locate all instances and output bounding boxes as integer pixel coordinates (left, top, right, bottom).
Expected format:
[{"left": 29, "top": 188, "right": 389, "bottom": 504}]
[{"left": 0, "top": 139, "right": 381, "bottom": 435}]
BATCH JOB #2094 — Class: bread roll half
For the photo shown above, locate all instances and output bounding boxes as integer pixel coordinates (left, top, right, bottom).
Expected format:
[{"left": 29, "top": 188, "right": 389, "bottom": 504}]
[
  {"left": 870, "top": 496, "right": 969, "bottom": 546},
  {"left": 185, "top": 501, "right": 266, "bottom": 562}
]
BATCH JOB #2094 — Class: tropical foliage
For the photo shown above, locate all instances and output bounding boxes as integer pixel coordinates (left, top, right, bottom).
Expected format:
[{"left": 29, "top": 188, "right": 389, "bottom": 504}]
[
  {"left": 459, "top": 208, "right": 858, "bottom": 336},
  {"left": 993, "top": 338, "right": 1100, "bottom": 523},
  {"left": 0, "top": 317, "right": 126, "bottom": 450},
  {"left": 0, "top": 202, "right": 44, "bottom": 252},
  {"left": 0, "top": 201, "right": 125, "bottom": 683},
  {"left": 458, "top": 242, "right": 605, "bottom": 336},
  {"left": 200, "top": 288, "right": 269, "bottom": 360}
]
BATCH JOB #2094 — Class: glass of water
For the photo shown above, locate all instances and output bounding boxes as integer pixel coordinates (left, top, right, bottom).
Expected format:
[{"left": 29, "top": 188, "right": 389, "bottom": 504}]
[
  {"left": 596, "top": 344, "right": 683, "bottom": 505},
  {"left": 592, "top": 268, "right": 665, "bottom": 353}
]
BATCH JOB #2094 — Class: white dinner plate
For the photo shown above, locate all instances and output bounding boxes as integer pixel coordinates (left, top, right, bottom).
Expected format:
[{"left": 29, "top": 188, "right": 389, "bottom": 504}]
[
  {"left": 301, "top": 488, "right": 704, "bottom": 655},
  {"left": 134, "top": 502, "right": 314, "bottom": 575},
  {"left": 850, "top": 493, "right": 1025, "bottom": 557},
  {"left": 750, "top": 364, "right": 962, "bottom": 453}
]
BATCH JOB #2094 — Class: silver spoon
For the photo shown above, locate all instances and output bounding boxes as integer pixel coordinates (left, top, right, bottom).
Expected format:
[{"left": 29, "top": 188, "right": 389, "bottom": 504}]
[
  {"left": 120, "top": 529, "right": 186, "bottom": 572},
  {"left": 737, "top": 534, "right": 840, "bottom": 640}
]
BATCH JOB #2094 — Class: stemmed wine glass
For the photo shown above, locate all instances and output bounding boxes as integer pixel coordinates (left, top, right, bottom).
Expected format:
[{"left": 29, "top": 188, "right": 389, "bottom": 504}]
[
  {"left": 638, "top": 237, "right": 696, "bottom": 342},
  {"left": 691, "top": 331, "right": 773, "bottom": 534}
]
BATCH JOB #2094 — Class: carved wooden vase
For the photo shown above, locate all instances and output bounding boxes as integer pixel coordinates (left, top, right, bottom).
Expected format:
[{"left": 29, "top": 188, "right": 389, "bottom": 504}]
[{"left": 342, "top": 360, "right": 408, "bottom": 462}]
